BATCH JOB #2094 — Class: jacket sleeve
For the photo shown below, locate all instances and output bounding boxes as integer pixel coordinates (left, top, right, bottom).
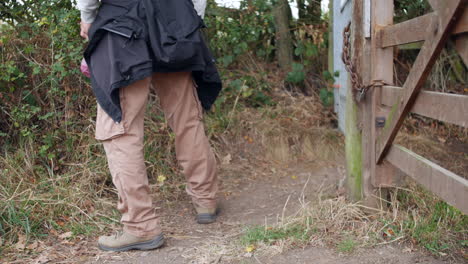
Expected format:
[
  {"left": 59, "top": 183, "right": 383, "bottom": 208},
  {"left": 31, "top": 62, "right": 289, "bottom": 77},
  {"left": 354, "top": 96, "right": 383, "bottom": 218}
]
[
  {"left": 192, "top": 0, "right": 207, "bottom": 18},
  {"left": 77, "top": 0, "right": 100, "bottom": 23}
]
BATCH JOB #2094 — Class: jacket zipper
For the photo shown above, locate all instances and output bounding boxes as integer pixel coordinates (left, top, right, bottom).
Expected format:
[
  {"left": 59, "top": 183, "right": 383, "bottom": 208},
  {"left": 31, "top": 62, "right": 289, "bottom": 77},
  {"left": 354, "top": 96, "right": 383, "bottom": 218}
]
[{"left": 102, "top": 27, "right": 133, "bottom": 39}]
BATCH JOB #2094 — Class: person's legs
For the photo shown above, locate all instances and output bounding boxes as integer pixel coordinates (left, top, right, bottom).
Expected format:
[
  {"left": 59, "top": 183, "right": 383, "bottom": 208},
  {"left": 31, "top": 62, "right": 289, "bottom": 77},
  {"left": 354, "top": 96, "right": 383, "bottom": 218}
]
[
  {"left": 152, "top": 72, "right": 218, "bottom": 215},
  {"left": 96, "top": 77, "right": 163, "bottom": 251}
]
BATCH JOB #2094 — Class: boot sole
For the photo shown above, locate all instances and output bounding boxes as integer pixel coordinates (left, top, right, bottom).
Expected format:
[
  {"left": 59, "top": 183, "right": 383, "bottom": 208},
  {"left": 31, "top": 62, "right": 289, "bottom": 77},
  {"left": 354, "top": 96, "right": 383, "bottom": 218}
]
[
  {"left": 197, "top": 213, "right": 217, "bottom": 224},
  {"left": 98, "top": 234, "right": 165, "bottom": 252},
  {"left": 197, "top": 208, "right": 220, "bottom": 224}
]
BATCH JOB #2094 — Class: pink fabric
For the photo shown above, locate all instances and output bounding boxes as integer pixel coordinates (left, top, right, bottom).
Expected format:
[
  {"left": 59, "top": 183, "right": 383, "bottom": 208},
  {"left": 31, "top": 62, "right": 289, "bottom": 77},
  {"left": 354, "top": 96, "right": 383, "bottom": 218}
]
[{"left": 80, "top": 58, "right": 90, "bottom": 78}]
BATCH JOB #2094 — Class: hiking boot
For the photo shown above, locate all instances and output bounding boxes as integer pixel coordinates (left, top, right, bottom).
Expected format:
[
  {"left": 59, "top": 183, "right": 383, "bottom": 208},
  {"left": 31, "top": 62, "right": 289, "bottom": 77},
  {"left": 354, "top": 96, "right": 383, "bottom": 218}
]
[
  {"left": 98, "top": 231, "right": 164, "bottom": 252},
  {"left": 194, "top": 205, "right": 218, "bottom": 224}
]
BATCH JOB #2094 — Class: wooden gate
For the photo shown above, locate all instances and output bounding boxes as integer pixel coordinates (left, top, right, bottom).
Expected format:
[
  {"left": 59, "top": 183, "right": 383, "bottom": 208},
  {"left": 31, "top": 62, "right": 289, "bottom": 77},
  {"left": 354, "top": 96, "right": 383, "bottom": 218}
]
[{"left": 348, "top": 0, "right": 468, "bottom": 214}]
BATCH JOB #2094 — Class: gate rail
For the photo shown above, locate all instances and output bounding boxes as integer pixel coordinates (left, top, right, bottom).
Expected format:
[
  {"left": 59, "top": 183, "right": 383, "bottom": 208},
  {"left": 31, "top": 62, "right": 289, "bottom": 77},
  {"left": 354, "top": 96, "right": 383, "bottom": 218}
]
[{"left": 351, "top": 0, "right": 468, "bottom": 214}]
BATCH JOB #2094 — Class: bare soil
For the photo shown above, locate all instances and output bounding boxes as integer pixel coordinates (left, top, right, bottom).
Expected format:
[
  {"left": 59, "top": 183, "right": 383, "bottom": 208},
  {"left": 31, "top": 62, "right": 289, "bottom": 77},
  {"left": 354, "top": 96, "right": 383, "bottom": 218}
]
[{"left": 79, "top": 158, "right": 461, "bottom": 264}]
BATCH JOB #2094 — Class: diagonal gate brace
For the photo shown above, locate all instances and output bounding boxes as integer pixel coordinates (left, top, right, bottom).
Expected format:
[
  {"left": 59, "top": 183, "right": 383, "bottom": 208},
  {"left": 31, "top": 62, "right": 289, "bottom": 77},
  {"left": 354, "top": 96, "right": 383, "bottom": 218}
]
[{"left": 376, "top": 0, "right": 467, "bottom": 163}]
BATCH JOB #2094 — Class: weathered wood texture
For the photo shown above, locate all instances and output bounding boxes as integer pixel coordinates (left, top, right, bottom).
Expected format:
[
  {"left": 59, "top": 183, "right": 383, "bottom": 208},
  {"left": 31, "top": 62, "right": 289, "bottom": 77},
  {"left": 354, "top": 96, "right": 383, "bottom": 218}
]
[
  {"left": 454, "top": 9, "right": 468, "bottom": 34},
  {"left": 379, "top": 8, "right": 468, "bottom": 48},
  {"left": 386, "top": 145, "right": 468, "bottom": 215},
  {"left": 346, "top": 0, "right": 365, "bottom": 201},
  {"left": 429, "top": 0, "right": 468, "bottom": 89},
  {"left": 343, "top": 0, "right": 468, "bottom": 214},
  {"left": 381, "top": 86, "right": 468, "bottom": 127},
  {"left": 368, "top": 0, "right": 398, "bottom": 189},
  {"left": 428, "top": 0, "right": 444, "bottom": 11},
  {"left": 430, "top": 0, "right": 468, "bottom": 35},
  {"left": 376, "top": 0, "right": 466, "bottom": 163},
  {"left": 455, "top": 34, "right": 468, "bottom": 66},
  {"left": 378, "top": 13, "right": 435, "bottom": 48}
]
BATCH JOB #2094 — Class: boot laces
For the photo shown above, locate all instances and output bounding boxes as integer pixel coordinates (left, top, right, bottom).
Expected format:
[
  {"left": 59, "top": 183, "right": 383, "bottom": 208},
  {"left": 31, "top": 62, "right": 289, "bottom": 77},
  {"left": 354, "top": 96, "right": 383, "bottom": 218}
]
[{"left": 113, "top": 230, "right": 124, "bottom": 239}]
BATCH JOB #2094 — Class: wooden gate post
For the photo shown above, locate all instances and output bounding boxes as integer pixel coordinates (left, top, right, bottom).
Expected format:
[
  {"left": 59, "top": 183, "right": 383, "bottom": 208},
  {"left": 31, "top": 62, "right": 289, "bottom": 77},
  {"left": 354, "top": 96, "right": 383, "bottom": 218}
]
[
  {"left": 368, "top": 0, "right": 399, "bottom": 191},
  {"left": 345, "top": 0, "right": 366, "bottom": 201},
  {"left": 359, "top": 0, "right": 398, "bottom": 207},
  {"left": 346, "top": 0, "right": 398, "bottom": 205},
  {"left": 345, "top": 0, "right": 468, "bottom": 214}
]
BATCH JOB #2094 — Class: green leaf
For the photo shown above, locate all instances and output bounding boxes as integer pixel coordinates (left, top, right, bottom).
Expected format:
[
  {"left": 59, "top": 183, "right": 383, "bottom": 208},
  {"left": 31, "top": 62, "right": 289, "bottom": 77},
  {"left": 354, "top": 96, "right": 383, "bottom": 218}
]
[
  {"left": 286, "top": 63, "right": 306, "bottom": 84},
  {"left": 319, "top": 88, "right": 334, "bottom": 107}
]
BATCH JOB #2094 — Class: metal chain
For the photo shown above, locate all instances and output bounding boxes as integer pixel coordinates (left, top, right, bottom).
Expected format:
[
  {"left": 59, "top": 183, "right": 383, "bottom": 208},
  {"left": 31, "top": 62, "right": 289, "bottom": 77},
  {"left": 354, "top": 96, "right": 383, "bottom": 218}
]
[{"left": 341, "top": 23, "right": 387, "bottom": 102}]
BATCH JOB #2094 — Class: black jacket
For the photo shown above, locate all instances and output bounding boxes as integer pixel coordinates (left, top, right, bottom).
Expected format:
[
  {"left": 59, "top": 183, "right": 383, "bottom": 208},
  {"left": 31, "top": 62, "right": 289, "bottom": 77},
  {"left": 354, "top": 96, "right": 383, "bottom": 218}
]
[{"left": 84, "top": 0, "right": 222, "bottom": 122}]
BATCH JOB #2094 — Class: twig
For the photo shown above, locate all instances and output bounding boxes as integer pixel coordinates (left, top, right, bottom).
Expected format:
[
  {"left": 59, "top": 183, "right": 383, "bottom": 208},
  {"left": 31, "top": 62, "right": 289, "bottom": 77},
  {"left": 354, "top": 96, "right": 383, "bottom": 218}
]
[
  {"left": 254, "top": 255, "right": 263, "bottom": 264},
  {"left": 281, "top": 195, "right": 291, "bottom": 226},
  {"left": 225, "top": 80, "right": 245, "bottom": 132},
  {"left": 213, "top": 255, "right": 222, "bottom": 264},
  {"left": 377, "top": 235, "right": 405, "bottom": 245}
]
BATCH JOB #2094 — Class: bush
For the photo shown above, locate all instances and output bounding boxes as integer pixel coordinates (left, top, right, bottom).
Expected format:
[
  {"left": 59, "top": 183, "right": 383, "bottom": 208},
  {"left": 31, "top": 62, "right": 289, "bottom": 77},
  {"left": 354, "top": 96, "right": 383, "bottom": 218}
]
[
  {"left": 0, "top": 0, "right": 87, "bottom": 151},
  {"left": 204, "top": 0, "right": 276, "bottom": 66},
  {"left": 0, "top": 0, "right": 331, "bottom": 253}
]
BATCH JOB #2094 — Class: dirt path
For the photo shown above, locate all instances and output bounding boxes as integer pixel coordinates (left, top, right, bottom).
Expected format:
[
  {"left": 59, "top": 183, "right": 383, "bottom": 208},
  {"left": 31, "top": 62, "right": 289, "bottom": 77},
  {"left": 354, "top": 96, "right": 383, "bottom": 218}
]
[{"left": 82, "top": 159, "right": 459, "bottom": 264}]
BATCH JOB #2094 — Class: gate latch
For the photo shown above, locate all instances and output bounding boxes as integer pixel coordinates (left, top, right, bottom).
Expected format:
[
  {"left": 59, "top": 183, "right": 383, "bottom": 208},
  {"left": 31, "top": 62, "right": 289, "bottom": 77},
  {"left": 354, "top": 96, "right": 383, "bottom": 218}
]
[{"left": 376, "top": 117, "right": 386, "bottom": 128}]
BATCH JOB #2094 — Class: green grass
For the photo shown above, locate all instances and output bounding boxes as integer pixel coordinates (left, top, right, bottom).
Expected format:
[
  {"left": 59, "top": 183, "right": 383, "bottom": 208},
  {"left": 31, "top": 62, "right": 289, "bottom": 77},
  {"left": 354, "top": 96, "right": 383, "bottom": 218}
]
[
  {"left": 241, "top": 224, "right": 312, "bottom": 246},
  {"left": 393, "top": 185, "right": 468, "bottom": 255},
  {"left": 337, "top": 237, "right": 358, "bottom": 253},
  {"left": 236, "top": 184, "right": 467, "bottom": 258},
  {"left": 0, "top": 133, "right": 112, "bottom": 249},
  {"left": 0, "top": 200, "right": 43, "bottom": 239},
  {"left": 407, "top": 202, "right": 466, "bottom": 253},
  {"left": 0, "top": 88, "right": 247, "bottom": 259}
]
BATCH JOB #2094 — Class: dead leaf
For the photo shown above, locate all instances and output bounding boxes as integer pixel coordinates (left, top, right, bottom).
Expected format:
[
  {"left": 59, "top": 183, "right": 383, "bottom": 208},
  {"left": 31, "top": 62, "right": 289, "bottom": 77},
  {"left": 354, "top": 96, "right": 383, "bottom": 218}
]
[
  {"left": 403, "top": 247, "right": 412, "bottom": 253},
  {"left": 49, "top": 229, "right": 58, "bottom": 236},
  {"left": 14, "top": 234, "right": 26, "bottom": 250},
  {"left": 27, "top": 240, "right": 39, "bottom": 250},
  {"left": 222, "top": 154, "right": 232, "bottom": 165},
  {"left": 243, "top": 252, "right": 253, "bottom": 258},
  {"left": 32, "top": 253, "right": 50, "bottom": 264},
  {"left": 58, "top": 231, "right": 73, "bottom": 239}
]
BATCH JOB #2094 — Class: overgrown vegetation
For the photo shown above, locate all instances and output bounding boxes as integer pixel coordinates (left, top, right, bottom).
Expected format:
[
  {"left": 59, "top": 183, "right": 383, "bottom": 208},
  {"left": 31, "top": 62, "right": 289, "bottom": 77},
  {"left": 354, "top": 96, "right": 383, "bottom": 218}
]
[
  {"left": 237, "top": 185, "right": 466, "bottom": 258},
  {"left": 0, "top": 0, "right": 466, "bottom": 262},
  {"left": 394, "top": 183, "right": 467, "bottom": 254},
  {"left": 241, "top": 224, "right": 312, "bottom": 246},
  {"left": 0, "top": 0, "right": 332, "bottom": 260}
]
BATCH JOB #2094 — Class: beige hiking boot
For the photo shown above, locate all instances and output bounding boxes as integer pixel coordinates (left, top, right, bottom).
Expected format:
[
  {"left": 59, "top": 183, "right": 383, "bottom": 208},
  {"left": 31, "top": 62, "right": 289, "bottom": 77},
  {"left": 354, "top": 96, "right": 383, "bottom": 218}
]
[
  {"left": 194, "top": 205, "right": 219, "bottom": 224},
  {"left": 98, "top": 231, "right": 164, "bottom": 252}
]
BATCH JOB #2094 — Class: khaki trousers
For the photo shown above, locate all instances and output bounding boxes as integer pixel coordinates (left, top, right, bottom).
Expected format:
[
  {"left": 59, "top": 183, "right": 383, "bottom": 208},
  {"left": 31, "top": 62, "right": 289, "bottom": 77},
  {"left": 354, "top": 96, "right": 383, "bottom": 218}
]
[{"left": 95, "top": 72, "right": 218, "bottom": 236}]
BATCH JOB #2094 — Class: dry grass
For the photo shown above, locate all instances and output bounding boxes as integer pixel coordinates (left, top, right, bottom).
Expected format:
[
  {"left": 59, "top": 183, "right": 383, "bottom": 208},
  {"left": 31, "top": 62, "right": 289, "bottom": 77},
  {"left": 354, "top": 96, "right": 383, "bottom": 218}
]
[
  {"left": 2, "top": 65, "right": 465, "bottom": 263},
  {"left": 0, "top": 74, "right": 339, "bottom": 261},
  {"left": 246, "top": 180, "right": 467, "bottom": 259},
  {"left": 179, "top": 181, "right": 381, "bottom": 264},
  {"left": 211, "top": 90, "right": 341, "bottom": 165},
  {"left": 182, "top": 179, "right": 466, "bottom": 264},
  {"left": 397, "top": 115, "right": 468, "bottom": 178},
  {"left": 181, "top": 110, "right": 467, "bottom": 262},
  {"left": 0, "top": 128, "right": 115, "bottom": 261},
  {"left": 0, "top": 97, "right": 182, "bottom": 262}
]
